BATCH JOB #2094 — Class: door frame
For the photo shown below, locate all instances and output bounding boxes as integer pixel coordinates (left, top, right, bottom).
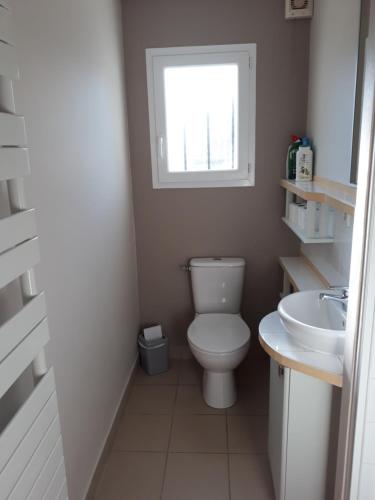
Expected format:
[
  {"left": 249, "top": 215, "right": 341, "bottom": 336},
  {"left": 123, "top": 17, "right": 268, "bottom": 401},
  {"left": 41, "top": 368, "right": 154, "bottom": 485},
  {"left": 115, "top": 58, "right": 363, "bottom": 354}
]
[{"left": 335, "top": 0, "right": 375, "bottom": 497}]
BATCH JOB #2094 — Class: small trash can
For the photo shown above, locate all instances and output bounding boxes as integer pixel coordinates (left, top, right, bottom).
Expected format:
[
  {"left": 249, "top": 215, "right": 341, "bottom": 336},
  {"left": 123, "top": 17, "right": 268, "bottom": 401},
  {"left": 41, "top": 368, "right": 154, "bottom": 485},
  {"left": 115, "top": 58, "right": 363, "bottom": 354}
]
[{"left": 138, "top": 334, "right": 169, "bottom": 375}]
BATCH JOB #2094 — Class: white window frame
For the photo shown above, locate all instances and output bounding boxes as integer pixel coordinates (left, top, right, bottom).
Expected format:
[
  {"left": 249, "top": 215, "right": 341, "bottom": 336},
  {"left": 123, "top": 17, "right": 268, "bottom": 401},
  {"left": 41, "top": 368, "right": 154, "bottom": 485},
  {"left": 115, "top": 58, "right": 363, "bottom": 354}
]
[{"left": 146, "top": 44, "right": 256, "bottom": 189}]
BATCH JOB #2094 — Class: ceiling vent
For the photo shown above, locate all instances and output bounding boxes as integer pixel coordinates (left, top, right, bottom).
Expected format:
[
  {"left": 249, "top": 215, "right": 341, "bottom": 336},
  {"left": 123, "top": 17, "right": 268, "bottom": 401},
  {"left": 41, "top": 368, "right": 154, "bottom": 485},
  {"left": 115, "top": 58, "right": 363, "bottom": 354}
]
[{"left": 285, "top": 0, "right": 313, "bottom": 19}]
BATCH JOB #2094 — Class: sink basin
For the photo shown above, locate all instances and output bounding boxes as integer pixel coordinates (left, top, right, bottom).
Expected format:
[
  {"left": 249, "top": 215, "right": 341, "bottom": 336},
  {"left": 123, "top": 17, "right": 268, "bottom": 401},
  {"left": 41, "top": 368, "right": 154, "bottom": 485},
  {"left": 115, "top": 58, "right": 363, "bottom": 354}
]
[{"left": 278, "top": 290, "right": 346, "bottom": 355}]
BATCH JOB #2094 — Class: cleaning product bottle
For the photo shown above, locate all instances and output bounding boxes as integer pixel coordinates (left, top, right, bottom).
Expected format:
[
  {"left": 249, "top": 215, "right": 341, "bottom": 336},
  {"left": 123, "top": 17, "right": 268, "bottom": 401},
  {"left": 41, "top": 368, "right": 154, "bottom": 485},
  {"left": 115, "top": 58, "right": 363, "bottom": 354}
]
[
  {"left": 286, "top": 135, "right": 301, "bottom": 180},
  {"left": 296, "top": 137, "right": 313, "bottom": 181}
]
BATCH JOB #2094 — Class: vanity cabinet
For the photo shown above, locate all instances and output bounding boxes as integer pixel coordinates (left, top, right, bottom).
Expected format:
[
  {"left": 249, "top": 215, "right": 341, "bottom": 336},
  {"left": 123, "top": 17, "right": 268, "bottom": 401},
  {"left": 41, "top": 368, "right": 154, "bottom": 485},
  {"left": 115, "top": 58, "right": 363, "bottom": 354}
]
[{"left": 268, "top": 359, "right": 339, "bottom": 500}]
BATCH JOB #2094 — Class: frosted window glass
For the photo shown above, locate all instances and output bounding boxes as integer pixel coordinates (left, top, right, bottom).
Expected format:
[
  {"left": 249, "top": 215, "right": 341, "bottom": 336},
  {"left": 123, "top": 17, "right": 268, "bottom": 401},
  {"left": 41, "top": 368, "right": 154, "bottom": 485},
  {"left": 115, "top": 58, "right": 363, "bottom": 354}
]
[{"left": 164, "top": 64, "right": 238, "bottom": 173}]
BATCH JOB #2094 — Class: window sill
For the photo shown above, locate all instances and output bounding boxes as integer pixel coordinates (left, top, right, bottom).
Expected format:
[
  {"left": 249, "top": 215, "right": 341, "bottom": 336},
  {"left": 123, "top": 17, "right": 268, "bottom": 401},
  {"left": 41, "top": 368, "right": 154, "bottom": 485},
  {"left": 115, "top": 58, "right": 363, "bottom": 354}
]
[{"left": 152, "top": 178, "right": 255, "bottom": 189}]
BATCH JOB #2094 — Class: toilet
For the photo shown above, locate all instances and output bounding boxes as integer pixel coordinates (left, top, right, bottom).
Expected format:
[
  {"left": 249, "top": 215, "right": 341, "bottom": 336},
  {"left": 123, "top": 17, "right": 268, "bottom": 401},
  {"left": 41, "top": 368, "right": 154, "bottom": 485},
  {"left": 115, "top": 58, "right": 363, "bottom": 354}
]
[{"left": 187, "top": 257, "right": 250, "bottom": 408}]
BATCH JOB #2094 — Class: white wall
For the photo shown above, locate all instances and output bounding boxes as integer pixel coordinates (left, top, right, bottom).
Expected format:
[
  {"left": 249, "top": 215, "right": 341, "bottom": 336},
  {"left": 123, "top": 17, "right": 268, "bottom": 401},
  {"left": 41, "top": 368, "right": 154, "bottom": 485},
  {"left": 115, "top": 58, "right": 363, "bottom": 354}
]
[
  {"left": 301, "top": 212, "right": 353, "bottom": 287},
  {"left": 11, "top": 1, "right": 140, "bottom": 499},
  {"left": 307, "top": 0, "right": 361, "bottom": 184}
]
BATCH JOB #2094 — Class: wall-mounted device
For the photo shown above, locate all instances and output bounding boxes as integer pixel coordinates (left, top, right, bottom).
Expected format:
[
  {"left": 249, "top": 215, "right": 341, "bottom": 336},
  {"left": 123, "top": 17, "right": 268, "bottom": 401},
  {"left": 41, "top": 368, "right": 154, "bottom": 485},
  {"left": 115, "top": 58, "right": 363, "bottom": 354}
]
[{"left": 285, "top": 0, "right": 313, "bottom": 19}]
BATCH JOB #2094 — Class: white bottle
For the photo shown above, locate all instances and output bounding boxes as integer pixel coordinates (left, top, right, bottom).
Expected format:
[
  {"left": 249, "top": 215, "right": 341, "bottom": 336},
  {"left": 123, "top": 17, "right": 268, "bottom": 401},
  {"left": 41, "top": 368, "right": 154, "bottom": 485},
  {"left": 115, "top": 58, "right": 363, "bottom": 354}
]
[{"left": 296, "top": 138, "right": 313, "bottom": 181}]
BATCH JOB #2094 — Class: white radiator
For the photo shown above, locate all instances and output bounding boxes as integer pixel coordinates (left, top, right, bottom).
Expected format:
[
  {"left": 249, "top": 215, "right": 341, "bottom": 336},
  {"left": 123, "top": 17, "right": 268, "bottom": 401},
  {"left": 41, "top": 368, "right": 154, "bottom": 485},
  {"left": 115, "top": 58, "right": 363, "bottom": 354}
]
[{"left": 0, "top": 2, "right": 68, "bottom": 499}]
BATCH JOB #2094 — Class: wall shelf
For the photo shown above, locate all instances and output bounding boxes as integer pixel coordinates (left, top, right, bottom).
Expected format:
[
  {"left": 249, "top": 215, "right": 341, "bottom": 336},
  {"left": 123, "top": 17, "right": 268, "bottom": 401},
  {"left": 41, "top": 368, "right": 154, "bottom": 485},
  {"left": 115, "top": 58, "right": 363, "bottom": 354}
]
[
  {"left": 279, "top": 256, "right": 327, "bottom": 292},
  {"left": 282, "top": 217, "right": 334, "bottom": 244},
  {"left": 280, "top": 176, "right": 356, "bottom": 215}
]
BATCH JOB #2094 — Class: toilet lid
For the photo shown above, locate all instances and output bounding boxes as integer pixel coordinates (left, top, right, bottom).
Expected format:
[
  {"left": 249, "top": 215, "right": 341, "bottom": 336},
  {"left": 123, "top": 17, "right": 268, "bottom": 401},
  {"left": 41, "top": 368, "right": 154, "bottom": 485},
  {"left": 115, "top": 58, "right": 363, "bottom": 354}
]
[{"left": 187, "top": 314, "right": 250, "bottom": 354}]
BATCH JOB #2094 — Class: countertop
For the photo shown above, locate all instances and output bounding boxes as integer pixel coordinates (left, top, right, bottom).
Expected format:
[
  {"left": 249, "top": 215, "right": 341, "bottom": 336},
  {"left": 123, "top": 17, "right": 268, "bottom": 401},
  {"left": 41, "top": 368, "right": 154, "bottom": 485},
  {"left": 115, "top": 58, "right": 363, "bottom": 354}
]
[{"left": 259, "top": 311, "right": 343, "bottom": 387}]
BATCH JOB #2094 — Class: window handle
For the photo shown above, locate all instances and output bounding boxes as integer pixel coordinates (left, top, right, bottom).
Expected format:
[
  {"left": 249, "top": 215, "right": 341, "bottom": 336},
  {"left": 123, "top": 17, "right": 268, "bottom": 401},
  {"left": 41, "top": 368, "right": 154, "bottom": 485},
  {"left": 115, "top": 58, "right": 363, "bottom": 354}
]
[{"left": 158, "top": 136, "right": 165, "bottom": 160}]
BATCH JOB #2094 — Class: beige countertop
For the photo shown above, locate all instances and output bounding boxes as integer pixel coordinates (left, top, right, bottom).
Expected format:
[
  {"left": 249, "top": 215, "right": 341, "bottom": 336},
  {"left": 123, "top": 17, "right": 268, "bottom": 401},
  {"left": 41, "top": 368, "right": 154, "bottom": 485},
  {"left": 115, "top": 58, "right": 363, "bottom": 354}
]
[
  {"left": 280, "top": 177, "right": 356, "bottom": 215},
  {"left": 259, "top": 311, "right": 343, "bottom": 387}
]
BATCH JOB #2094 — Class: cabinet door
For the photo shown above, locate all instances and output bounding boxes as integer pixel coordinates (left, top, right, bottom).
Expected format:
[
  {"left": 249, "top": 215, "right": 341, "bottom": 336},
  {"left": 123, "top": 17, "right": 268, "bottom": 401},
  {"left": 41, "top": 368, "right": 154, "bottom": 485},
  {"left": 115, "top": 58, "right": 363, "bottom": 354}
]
[
  {"left": 268, "top": 359, "right": 290, "bottom": 500},
  {"left": 285, "top": 370, "right": 334, "bottom": 500}
]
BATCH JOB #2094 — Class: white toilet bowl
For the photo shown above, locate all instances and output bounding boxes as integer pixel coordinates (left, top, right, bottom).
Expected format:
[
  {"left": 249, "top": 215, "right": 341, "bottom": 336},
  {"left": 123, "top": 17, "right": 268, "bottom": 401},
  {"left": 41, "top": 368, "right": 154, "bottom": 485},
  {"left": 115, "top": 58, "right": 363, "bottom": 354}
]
[{"left": 188, "top": 313, "right": 250, "bottom": 408}]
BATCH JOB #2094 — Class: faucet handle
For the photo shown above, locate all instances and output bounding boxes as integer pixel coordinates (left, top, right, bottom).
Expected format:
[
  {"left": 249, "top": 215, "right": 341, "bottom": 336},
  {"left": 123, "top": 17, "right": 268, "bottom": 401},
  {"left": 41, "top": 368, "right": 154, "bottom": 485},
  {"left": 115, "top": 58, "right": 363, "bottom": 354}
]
[
  {"left": 319, "top": 288, "right": 349, "bottom": 311},
  {"left": 328, "top": 286, "right": 349, "bottom": 299}
]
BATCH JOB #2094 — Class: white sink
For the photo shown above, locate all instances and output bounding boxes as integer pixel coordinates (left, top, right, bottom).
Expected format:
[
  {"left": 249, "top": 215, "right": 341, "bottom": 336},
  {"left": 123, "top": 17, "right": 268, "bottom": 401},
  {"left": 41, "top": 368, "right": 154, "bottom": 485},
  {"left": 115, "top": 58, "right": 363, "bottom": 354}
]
[{"left": 278, "top": 290, "right": 346, "bottom": 355}]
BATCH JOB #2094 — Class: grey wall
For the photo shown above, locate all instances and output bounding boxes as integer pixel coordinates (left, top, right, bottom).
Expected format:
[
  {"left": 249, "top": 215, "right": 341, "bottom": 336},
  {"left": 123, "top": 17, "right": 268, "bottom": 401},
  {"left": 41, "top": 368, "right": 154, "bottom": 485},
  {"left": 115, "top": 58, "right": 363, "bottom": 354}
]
[
  {"left": 123, "top": 0, "right": 310, "bottom": 348},
  {"left": 307, "top": 0, "right": 361, "bottom": 184},
  {"left": 12, "top": 1, "right": 139, "bottom": 498}
]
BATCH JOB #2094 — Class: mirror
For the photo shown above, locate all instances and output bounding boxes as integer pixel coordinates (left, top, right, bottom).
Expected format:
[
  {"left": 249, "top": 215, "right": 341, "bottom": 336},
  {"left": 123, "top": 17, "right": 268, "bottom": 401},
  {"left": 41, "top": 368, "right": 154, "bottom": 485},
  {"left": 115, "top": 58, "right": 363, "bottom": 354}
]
[{"left": 351, "top": 0, "right": 371, "bottom": 184}]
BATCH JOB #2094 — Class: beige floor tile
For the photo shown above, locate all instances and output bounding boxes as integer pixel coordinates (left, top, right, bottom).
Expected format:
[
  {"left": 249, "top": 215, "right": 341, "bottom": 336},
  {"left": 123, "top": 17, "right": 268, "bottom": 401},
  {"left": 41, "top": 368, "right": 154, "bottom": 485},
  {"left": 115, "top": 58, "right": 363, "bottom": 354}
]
[
  {"left": 228, "top": 416, "right": 268, "bottom": 453},
  {"left": 227, "top": 383, "right": 269, "bottom": 415},
  {"left": 175, "top": 385, "right": 225, "bottom": 414},
  {"left": 162, "top": 453, "right": 229, "bottom": 500},
  {"left": 178, "top": 358, "right": 202, "bottom": 385},
  {"left": 94, "top": 451, "right": 166, "bottom": 500},
  {"left": 133, "top": 360, "right": 179, "bottom": 385},
  {"left": 170, "top": 414, "right": 227, "bottom": 452},
  {"left": 112, "top": 414, "right": 172, "bottom": 451},
  {"left": 125, "top": 385, "right": 176, "bottom": 414},
  {"left": 229, "top": 454, "right": 275, "bottom": 500}
]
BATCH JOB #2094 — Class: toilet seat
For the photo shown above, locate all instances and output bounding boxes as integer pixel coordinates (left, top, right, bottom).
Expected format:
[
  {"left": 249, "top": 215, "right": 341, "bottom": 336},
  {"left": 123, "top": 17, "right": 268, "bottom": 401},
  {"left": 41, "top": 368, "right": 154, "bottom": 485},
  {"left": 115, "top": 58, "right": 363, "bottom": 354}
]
[{"left": 188, "top": 313, "right": 250, "bottom": 355}]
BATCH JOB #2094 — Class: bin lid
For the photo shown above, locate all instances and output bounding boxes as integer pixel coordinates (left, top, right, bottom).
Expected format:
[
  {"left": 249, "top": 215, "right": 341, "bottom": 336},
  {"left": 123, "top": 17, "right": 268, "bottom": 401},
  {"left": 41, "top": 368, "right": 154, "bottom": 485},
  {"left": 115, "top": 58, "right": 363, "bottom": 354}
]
[{"left": 138, "top": 334, "right": 167, "bottom": 349}]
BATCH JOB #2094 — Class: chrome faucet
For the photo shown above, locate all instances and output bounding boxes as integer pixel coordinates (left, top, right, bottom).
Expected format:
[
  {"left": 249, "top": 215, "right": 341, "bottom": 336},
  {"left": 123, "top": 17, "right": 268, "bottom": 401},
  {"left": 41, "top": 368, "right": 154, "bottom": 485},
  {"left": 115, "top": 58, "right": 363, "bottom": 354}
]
[{"left": 319, "top": 287, "right": 349, "bottom": 311}]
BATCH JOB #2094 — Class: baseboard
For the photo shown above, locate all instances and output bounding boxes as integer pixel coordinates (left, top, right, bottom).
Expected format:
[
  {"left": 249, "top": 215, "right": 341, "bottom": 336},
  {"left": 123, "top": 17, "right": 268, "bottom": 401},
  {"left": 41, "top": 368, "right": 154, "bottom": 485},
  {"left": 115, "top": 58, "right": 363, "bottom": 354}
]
[{"left": 84, "top": 354, "right": 139, "bottom": 500}]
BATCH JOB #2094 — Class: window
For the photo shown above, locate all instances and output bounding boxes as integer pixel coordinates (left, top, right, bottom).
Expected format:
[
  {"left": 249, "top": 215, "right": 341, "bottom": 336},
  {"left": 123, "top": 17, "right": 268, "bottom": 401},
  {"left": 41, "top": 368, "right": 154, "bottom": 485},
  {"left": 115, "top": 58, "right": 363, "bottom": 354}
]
[{"left": 146, "top": 44, "right": 256, "bottom": 189}]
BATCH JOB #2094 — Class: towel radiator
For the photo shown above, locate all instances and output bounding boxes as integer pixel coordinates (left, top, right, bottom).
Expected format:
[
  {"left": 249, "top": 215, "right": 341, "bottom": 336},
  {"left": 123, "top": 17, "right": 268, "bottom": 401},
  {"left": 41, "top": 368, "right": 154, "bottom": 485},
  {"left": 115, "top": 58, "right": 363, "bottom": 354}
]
[{"left": 0, "top": 3, "right": 68, "bottom": 499}]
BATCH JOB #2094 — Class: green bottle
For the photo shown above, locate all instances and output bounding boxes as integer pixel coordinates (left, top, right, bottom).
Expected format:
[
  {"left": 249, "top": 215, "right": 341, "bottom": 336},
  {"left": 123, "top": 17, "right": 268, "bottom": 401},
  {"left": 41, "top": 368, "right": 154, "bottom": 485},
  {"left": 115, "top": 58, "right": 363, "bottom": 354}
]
[{"left": 286, "top": 135, "right": 301, "bottom": 180}]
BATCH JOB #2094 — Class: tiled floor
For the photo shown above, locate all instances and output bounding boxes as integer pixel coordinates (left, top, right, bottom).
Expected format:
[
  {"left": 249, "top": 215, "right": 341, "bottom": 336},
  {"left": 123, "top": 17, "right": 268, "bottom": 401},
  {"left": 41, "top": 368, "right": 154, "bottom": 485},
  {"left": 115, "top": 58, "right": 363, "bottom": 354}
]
[{"left": 94, "top": 356, "right": 275, "bottom": 500}]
